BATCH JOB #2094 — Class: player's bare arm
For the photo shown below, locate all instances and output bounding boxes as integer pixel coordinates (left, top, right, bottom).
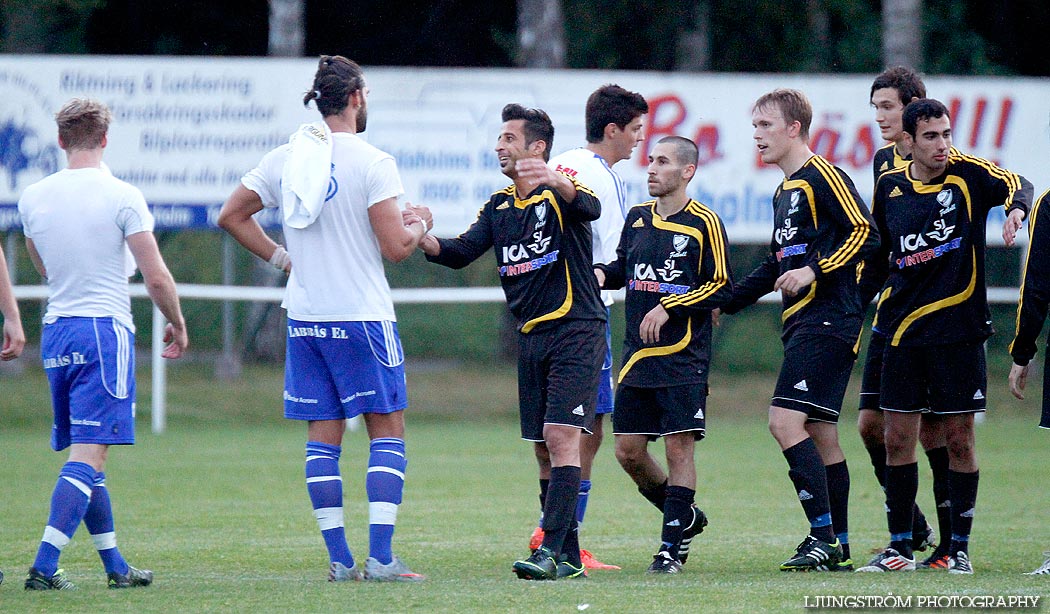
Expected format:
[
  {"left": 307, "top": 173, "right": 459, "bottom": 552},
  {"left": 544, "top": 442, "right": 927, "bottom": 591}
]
[
  {"left": 370, "top": 197, "right": 426, "bottom": 263},
  {"left": 126, "top": 231, "right": 188, "bottom": 359},
  {"left": 217, "top": 184, "right": 290, "bottom": 271},
  {"left": 0, "top": 250, "right": 25, "bottom": 360},
  {"left": 24, "top": 238, "right": 47, "bottom": 279}
]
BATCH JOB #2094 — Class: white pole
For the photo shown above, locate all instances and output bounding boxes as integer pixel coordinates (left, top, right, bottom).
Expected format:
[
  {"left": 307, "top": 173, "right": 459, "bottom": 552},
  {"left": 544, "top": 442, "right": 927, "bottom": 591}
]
[{"left": 152, "top": 305, "right": 166, "bottom": 433}]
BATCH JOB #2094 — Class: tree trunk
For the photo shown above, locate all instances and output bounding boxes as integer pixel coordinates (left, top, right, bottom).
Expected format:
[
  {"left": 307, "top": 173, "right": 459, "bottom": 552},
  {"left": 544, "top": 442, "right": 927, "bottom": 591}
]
[
  {"left": 676, "top": 0, "right": 712, "bottom": 71},
  {"left": 517, "top": 0, "right": 565, "bottom": 68},
  {"left": 268, "top": 0, "right": 304, "bottom": 57},
  {"left": 806, "top": 0, "right": 832, "bottom": 71},
  {"left": 882, "top": 0, "right": 923, "bottom": 69}
]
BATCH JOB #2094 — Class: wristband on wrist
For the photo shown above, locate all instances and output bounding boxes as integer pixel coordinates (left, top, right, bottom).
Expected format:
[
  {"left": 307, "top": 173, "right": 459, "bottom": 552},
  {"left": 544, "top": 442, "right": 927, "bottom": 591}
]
[{"left": 269, "top": 245, "right": 291, "bottom": 271}]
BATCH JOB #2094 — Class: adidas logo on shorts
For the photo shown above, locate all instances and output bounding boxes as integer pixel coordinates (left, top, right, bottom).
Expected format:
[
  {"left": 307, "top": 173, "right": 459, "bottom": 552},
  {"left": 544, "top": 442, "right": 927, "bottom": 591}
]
[
  {"left": 571, "top": 405, "right": 585, "bottom": 416},
  {"left": 798, "top": 489, "right": 814, "bottom": 501},
  {"left": 694, "top": 407, "right": 705, "bottom": 419},
  {"left": 973, "top": 389, "right": 985, "bottom": 400},
  {"left": 794, "top": 379, "right": 809, "bottom": 392}
]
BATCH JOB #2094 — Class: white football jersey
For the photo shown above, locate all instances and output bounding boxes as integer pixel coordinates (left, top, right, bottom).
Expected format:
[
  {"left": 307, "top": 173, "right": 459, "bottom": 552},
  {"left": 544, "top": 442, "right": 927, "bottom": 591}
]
[
  {"left": 242, "top": 132, "right": 404, "bottom": 322},
  {"left": 19, "top": 167, "right": 153, "bottom": 331},
  {"left": 550, "top": 147, "right": 627, "bottom": 305}
]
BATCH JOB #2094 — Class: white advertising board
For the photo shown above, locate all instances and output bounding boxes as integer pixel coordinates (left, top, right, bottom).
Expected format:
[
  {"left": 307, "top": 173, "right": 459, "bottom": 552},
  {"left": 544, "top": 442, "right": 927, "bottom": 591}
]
[{"left": 1, "top": 56, "right": 1047, "bottom": 242}]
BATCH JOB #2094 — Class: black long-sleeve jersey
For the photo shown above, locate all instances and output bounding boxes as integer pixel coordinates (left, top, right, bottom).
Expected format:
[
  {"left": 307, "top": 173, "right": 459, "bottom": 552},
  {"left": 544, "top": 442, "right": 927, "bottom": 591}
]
[
  {"left": 597, "top": 200, "right": 733, "bottom": 388},
  {"left": 1009, "top": 188, "right": 1050, "bottom": 365},
  {"left": 720, "top": 155, "right": 879, "bottom": 345},
  {"left": 872, "top": 142, "right": 910, "bottom": 185},
  {"left": 426, "top": 180, "right": 606, "bottom": 334},
  {"left": 858, "top": 143, "right": 962, "bottom": 305},
  {"left": 862, "top": 153, "right": 1033, "bottom": 347}
]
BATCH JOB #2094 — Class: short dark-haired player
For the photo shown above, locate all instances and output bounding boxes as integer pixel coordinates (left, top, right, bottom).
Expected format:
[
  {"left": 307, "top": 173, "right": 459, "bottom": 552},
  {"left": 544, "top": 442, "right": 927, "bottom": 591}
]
[
  {"left": 523, "top": 84, "right": 649, "bottom": 572},
  {"left": 856, "top": 99, "right": 1030, "bottom": 574},
  {"left": 595, "top": 136, "right": 731, "bottom": 573},
  {"left": 419, "top": 104, "right": 606, "bottom": 580},
  {"left": 718, "top": 89, "right": 879, "bottom": 571},
  {"left": 1006, "top": 186, "right": 1050, "bottom": 575},
  {"left": 860, "top": 66, "right": 948, "bottom": 567}
]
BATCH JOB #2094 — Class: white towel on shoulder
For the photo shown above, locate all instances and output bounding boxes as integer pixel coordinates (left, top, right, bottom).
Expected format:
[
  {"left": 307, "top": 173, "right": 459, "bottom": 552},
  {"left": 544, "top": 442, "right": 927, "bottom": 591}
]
[{"left": 281, "top": 121, "right": 333, "bottom": 229}]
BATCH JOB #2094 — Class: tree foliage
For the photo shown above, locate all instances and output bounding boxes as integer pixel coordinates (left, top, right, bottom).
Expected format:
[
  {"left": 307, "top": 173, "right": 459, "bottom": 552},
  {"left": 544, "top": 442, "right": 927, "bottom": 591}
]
[
  {"left": 1, "top": 0, "right": 104, "bottom": 53},
  {"left": 0, "top": 0, "right": 1047, "bottom": 76}
]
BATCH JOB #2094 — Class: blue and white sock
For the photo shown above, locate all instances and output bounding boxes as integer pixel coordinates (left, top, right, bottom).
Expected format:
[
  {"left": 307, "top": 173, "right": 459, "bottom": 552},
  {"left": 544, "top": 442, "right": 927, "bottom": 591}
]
[
  {"left": 83, "top": 472, "right": 129, "bottom": 575},
  {"left": 575, "top": 479, "right": 592, "bottom": 528},
  {"left": 367, "top": 437, "right": 406, "bottom": 565},
  {"left": 33, "top": 461, "right": 96, "bottom": 577},
  {"left": 305, "top": 441, "right": 353, "bottom": 567}
]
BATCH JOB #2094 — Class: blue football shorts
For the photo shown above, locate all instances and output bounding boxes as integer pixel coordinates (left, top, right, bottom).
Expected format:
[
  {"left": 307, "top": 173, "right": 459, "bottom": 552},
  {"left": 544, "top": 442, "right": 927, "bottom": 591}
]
[
  {"left": 284, "top": 319, "right": 408, "bottom": 421},
  {"left": 42, "top": 317, "right": 136, "bottom": 451},
  {"left": 596, "top": 314, "right": 614, "bottom": 415}
]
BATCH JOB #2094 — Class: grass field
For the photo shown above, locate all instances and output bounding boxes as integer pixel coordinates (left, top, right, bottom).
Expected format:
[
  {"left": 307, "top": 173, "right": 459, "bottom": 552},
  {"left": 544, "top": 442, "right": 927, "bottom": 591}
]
[{"left": 1, "top": 362, "right": 1048, "bottom": 612}]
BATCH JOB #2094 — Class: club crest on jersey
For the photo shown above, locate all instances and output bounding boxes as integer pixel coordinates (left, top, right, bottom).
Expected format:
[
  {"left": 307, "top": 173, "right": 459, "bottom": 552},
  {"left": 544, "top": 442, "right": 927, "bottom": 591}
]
[
  {"left": 534, "top": 202, "right": 547, "bottom": 228},
  {"left": 936, "top": 189, "right": 955, "bottom": 216},
  {"left": 774, "top": 217, "right": 797, "bottom": 244},
  {"left": 788, "top": 190, "right": 800, "bottom": 214},
  {"left": 325, "top": 163, "right": 338, "bottom": 202},
  {"left": 672, "top": 234, "right": 689, "bottom": 256}
]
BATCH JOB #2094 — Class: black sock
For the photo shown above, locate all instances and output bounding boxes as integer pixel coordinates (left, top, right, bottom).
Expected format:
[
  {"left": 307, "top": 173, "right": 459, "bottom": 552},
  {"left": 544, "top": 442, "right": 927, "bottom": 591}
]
[
  {"left": 910, "top": 501, "right": 930, "bottom": 543},
  {"left": 925, "top": 446, "right": 951, "bottom": 548},
  {"left": 865, "top": 443, "right": 888, "bottom": 488},
  {"left": 561, "top": 519, "right": 582, "bottom": 566},
  {"left": 639, "top": 479, "right": 668, "bottom": 512},
  {"left": 660, "top": 486, "right": 694, "bottom": 559},
  {"left": 537, "top": 478, "right": 549, "bottom": 525},
  {"left": 783, "top": 439, "right": 834, "bottom": 543},
  {"left": 541, "top": 466, "right": 581, "bottom": 557},
  {"left": 947, "top": 469, "right": 978, "bottom": 555},
  {"left": 886, "top": 463, "right": 918, "bottom": 558},
  {"left": 825, "top": 460, "right": 850, "bottom": 559}
]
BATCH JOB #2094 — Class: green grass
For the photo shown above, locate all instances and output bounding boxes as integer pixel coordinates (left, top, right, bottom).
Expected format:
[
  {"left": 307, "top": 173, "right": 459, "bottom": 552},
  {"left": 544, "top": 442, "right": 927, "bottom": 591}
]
[{"left": 1, "top": 364, "right": 1048, "bottom": 612}]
